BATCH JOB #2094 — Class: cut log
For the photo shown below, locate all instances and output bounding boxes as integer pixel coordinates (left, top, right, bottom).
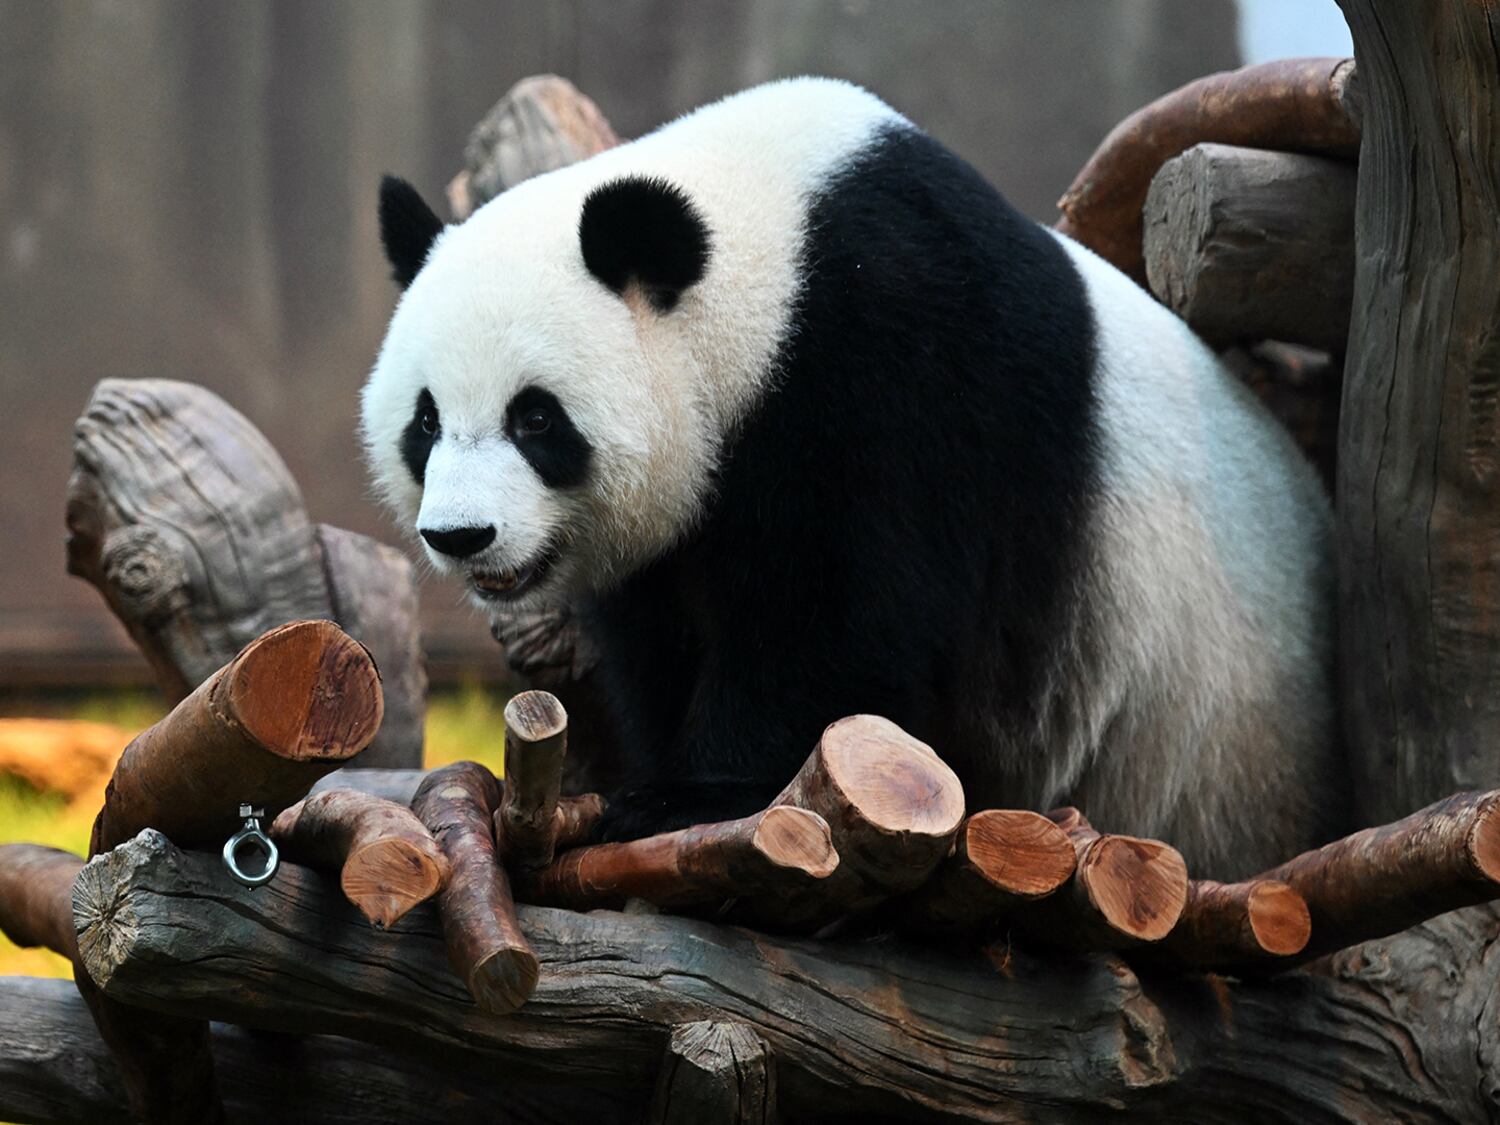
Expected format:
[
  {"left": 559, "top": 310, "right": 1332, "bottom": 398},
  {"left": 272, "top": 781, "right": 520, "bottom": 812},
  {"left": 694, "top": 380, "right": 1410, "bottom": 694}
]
[
  {"left": 1258, "top": 789, "right": 1500, "bottom": 964},
  {"left": 73, "top": 831, "right": 1500, "bottom": 1122},
  {"left": 1335, "top": 0, "right": 1500, "bottom": 826},
  {"left": 552, "top": 792, "right": 607, "bottom": 851},
  {"left": 647, "top": 1021, "right": 777, "bottom": 1125},
  {"left": 450, "top": 74, "right": 621, "bottom": 220},
  {"left": 314, "top": 767, "right": 607, "bottom": 849},
  {"left": 1056, "top": 57, "right": 1361, "bottom": 283},
  {"left": 729, "top": 715, "right": 964, "bottom": 933},
  {"left": 315, "top": 524, "right": 427, "bottom": 767},
  {"left": 1152, "top": 878, "right": 1311, "bottom": 971},
  {"left": 78, "top": 617, "right": 380, "bottom": 1125},
  {"left": 271, "top": 788, "right": 449, "bottom": 928},
  {"left": 899, "top": 810, "right": 1076, "bottom": 937},
  {"left": 1143, "top": 142, "right": 1356, "bottom": 352},
  {"left": 1020, "top": 808, "right": 1188, "bottom": 949},
  {"left": 0, "top": 845, "right": 83, "bottom": 963},
  {"left": 66, "top": 378, "right": 422, "bottom": 768},
  {"left": 499, "top": 690, "right": 569, "bottom": 871},
  {"left": 91, "top": 619, "right": 382, "bottom": 854},
  {"left": 518, "top": 806, "right": 837, "bottom": 913},
  {"left": 0, "top": 976, "right": 624, "bottom": 1125},
  {"left": 411, "top": 762, "right": 538, "bottom": 1014}
]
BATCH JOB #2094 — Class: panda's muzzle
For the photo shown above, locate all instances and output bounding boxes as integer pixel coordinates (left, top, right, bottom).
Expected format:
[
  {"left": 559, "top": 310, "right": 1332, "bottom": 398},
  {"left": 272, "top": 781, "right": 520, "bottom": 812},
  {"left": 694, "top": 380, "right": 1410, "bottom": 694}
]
[{"left": 467, "top": 543, "right": 561, "bottom": 603}]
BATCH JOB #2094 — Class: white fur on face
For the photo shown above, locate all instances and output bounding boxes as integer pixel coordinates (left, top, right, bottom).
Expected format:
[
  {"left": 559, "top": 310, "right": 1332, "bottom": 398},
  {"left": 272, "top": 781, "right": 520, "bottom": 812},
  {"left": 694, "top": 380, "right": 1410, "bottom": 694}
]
[{"left": 361, "top": 77, "right": 898, "bottom": 607}]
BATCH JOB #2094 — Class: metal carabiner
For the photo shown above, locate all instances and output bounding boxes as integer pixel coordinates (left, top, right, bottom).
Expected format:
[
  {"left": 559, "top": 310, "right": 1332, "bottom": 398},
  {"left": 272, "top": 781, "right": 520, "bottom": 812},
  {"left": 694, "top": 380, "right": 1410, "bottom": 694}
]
[{"left": 222, "top": 804, "right": 279, "bottom": 887}]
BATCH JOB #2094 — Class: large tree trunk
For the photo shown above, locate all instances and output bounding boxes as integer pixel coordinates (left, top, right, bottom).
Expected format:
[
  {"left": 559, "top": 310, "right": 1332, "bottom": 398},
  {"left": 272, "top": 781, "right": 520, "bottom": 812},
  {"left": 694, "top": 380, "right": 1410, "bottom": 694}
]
[
  {"left": 1336, "top": 1, "right": 1500, "bottom": 825},
  {"left": 70, "top": 832, "right": 1500, "bottom": 1123},
  {"left": 0, "top": 975, "right": 619, "bottom": 1125}
]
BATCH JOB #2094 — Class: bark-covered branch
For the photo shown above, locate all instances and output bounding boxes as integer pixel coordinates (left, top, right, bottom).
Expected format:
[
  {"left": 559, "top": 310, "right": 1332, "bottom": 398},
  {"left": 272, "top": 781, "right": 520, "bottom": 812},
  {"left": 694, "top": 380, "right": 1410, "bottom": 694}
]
[{"left": 72, "top": 831, "right": 1500, "bottom": 1123}]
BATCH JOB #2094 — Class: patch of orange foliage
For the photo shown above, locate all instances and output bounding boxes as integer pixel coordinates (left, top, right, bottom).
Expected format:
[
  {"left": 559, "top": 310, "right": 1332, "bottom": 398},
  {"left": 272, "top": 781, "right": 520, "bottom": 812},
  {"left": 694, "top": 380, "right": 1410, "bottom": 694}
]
[{"left": 0, "top": 718, "right": 132, "bottom": 807}]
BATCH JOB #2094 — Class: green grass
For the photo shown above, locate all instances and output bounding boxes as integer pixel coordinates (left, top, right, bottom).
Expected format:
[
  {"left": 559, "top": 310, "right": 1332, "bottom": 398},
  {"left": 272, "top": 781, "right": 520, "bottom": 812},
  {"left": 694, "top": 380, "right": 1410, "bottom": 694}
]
[{"left": 0, "top": 685, "right": 517, "bottom": 977}]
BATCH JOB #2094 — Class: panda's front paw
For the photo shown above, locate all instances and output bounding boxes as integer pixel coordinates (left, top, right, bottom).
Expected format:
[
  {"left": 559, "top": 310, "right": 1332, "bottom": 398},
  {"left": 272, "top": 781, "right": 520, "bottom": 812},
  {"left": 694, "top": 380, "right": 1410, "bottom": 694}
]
[{"left": 596, "top": 780, "right": 768, "bottom": 843}]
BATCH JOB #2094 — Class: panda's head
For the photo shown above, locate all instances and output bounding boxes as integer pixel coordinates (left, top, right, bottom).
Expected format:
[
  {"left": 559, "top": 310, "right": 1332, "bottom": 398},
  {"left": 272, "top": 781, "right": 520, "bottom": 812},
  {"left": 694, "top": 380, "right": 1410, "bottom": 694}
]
[{"left": 360, "top": 172, "right": 716, "bottom": 609}]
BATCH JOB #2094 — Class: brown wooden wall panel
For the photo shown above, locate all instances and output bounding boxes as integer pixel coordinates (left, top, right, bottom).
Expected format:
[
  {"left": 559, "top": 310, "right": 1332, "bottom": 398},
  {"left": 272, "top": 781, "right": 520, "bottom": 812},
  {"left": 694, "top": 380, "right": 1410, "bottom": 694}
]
[{"left": 0, "top": 0, "right": 1236, "bottom": 685}]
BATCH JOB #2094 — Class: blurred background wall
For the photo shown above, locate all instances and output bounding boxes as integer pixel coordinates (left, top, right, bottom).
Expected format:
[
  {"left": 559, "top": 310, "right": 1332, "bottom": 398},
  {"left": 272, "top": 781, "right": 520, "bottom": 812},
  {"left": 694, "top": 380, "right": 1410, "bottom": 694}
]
[{"left": 0, "top": 0, "right": 1345, "bottom": 686}]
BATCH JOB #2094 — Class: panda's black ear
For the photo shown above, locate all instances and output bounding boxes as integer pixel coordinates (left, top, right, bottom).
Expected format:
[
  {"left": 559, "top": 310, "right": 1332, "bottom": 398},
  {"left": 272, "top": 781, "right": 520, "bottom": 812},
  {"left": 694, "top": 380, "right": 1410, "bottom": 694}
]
[
  {"left": 578, "top": 176, "right": 711, "bottom": 312},
  {"left": 379, "top": 175, "right": 445, "bottom": 289}
]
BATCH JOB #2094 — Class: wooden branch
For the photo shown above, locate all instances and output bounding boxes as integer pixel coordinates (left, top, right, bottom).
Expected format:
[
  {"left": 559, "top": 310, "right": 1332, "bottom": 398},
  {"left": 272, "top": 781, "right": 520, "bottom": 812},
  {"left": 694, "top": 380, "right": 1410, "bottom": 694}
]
[
  {"left": 315, "top": 524, "right": 427, "bottom": 767},
  {"left": 1256, "top": 789, "right": 1500, "bottom": 965},
  {"left": 518, "top": 806, "right": 836, "bottom": 913},
  {"left": 0, "top": 845, "right": 82, "bottom": 963},
  {"left": 1021, "top": 808, "right": 1188, "bottom": 949},
  {"left": 91, "top": 619, "right": 382, "bottom": 854},
  {"left": 67, "top": 378, "right": 422, "bottom": 768},
  {"left": 411, "top": 762, "right": 538, "bottom": 1013},
  {"left": 647, "top": 1021, "right": 777, "bottom": 1125},
  {"left": 271, "top": 788, "right": 449, "bottom": 928},
  {"left": 449, "top": 74, "right": 621, "bottom": 220},
  {"left": 1056, "top": 57, "right": 1361, "bottom": 282},
  {"left": 499, "top": 690, "right": 569, "bottom": 871},
  {"left": 1335, "top": 0, "right": 1500, "bottom": 826},
  {"left": 1143, "top": 142, "right": 1356, "bottom": 352},
  {"left": 0, "top": 976, "right": 622, "bottom": 1125},
  {"left": 1153, "top": 878, "right": 1311, "bottom": 970},
  {"left": 72, "top": 831, "right": 1500, "bottom": 1121},
  {"left": 731, "top": 715, "right": 965, "bottom": 933},
  {"left": 553, "top": 792, "right": 607, "bottom": 850},
  {"left": 77, "top": 617, "right": 382, "bottom": 1124},
  {"left": 898, "top": 810, "right": 1076, "bottom": 936}
]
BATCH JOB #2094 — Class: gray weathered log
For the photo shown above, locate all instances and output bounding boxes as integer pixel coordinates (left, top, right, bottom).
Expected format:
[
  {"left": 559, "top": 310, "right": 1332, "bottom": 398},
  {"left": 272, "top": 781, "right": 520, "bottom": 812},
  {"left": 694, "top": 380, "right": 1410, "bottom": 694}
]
[
  {"left": 66, "top": 378, "right": 422, "bottom": 768},
  {"left": 0, "top": 975, "right": 629, "bottom": 1125},
  {"left": 647, "top": 1021, "right": 777, "bottom": 1125},
  {"left": 449, "top": 74, "right": 621, "bottom": 220},
  {"left": 73, "top": 831, "right": 1500, "bottom": 1122},
  {"left": 1143, "top": 143, "right": 1356, "bottom": 352},
  {"left": 1336, "top": 1, "right": 1500, "bottom": 826}
]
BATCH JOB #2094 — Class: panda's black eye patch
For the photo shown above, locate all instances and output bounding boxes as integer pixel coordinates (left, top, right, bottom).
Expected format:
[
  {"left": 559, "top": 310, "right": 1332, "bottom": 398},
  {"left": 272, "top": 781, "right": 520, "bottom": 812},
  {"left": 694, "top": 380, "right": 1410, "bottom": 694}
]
[
  {"left": 401, "top": 388, "right": 439, "bottom": 485},
  {"left": 506, "top": 387, "right": 591, "bottom": 489}
]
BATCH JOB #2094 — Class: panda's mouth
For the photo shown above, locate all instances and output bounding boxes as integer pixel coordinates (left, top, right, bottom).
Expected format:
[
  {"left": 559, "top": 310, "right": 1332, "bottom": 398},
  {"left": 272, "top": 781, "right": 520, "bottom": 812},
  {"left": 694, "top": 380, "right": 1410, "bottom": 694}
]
[{"left": 468, "top": 546, "right": 560, "bottom": 603}]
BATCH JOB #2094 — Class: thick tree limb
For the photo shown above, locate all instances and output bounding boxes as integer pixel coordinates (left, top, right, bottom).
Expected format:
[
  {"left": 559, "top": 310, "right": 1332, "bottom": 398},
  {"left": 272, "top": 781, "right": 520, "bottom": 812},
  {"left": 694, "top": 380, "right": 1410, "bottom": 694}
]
[
  {"left": 1022, "top": 809, "right": 1189, "bottom": 949},
  {"left": 72, "top": 831, "right": 1500, "bottom": 1122},
  {"left": 1152, "top": 879, "right": 1311, "bottom": 971},
  {"left": 412, "top": 762, "right": 538, "bottom": 1014},
  {"left": 500, "top": 690, "right": 569, "bottom": 871},
  {"left": 519, "top": 806, "right": 837, "bottom": 913},
  {"left": 313, "top": 767, "right": 607, "bottom": 848},
  {"left": 1258, "top": 789, "right": 1500, "bottom": 965},
  {"left": 1056, "top": 57, "right": 1360, "bottom": 283},
  {"left": 1142, "top": 142, "right": 1356, "bottom": 351},
  {"left": 271, "top": 788, "right": 449, "bottom": 928},
  {"left": 0, "top": 845, "right": 82, "bottom": 964},
  {"left": 899, "top": 810, "right": 1076, "bottom": 936},
  {"left": 449, "top": 74, "right": 621, "bottom": 220},
  {"left": 1335, "top": 0, "right": 1500, "bottom": 826},
  {"left": 0, "top": 976, "right": 624, "bottom": 1125},
  {"left": 92, "top": 619, "right": 382, "bottom": 854},
  {"left": 647, "top": 1021, "right": 777, "bottom": 1125},
  {"left": 79, "top": 618, "right": 380, "bottom": 1125},
  {"left": 66, "top": 378, "right": 422, "bottom": 768},
  {"left": 730, "top": 715, "right": 965, "bottom": 933}
]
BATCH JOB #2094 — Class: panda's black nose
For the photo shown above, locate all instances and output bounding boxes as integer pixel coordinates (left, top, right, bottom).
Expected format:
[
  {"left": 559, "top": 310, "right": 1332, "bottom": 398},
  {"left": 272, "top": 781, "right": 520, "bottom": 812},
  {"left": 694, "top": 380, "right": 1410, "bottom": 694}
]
[{"left": 420, "top": 525, "right": 496, "bottom": 559}]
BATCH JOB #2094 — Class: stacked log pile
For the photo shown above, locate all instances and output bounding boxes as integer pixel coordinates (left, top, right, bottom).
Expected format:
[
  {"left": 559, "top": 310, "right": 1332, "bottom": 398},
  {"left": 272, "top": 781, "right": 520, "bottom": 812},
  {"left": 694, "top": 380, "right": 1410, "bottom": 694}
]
[{"left": 7, "top": 9, "right": 1500, "bottom": 1116}]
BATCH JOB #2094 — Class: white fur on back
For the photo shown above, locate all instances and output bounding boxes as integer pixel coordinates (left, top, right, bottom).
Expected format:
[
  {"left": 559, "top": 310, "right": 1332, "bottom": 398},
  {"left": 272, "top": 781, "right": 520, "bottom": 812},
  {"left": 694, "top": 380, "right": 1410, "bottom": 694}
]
[
  {"left": 1031, "top": 233, "right": 1335, "bottom": 876},
  {"left": 361, "top": 78, "right": 899, "bottom": 592}
]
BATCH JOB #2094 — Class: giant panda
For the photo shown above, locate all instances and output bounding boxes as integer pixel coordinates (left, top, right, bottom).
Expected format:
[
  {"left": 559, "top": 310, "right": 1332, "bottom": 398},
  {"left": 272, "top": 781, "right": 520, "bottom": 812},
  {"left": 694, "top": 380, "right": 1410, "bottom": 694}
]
[{"left": 362, "top": 77, "right": 1338, "bottom": 879}]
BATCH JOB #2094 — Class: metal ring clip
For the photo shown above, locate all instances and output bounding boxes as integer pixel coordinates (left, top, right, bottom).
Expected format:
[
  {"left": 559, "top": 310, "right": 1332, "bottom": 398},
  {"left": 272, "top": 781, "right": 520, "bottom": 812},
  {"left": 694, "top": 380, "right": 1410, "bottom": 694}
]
[{"left": 222, "top": 804, "right": 279, "bottom": 887}]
